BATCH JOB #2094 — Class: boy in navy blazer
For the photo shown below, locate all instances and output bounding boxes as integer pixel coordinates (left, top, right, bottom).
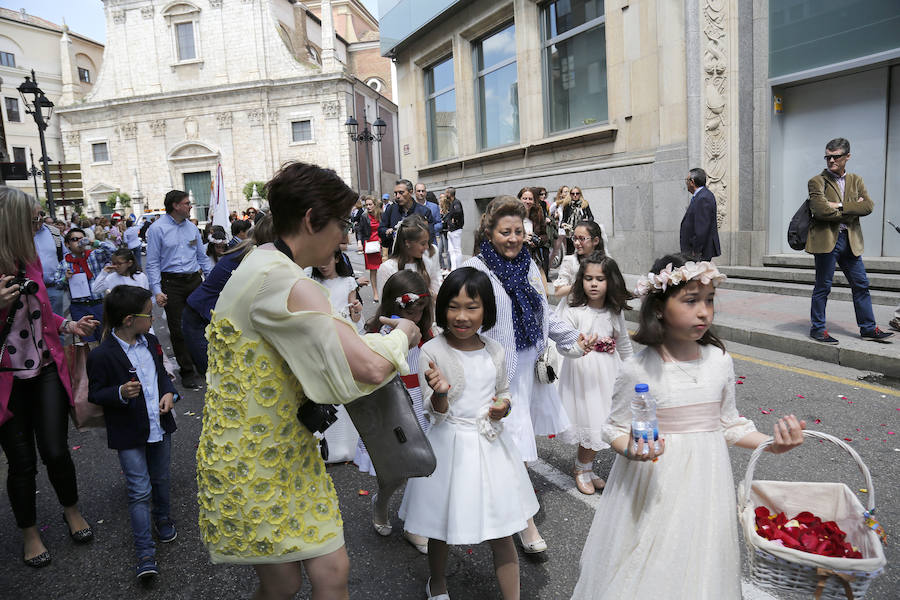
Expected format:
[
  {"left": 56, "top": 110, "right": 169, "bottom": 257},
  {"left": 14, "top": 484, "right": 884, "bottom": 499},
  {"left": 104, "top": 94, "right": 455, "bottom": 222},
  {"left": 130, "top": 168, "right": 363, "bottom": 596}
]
[{"left": 87, "top": 285, "right": 178, "bottom": 579}]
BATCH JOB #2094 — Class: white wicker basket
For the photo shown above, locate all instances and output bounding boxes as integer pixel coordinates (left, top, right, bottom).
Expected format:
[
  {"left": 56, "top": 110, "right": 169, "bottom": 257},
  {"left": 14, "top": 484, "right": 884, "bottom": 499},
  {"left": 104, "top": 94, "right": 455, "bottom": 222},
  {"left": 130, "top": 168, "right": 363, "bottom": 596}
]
[{"left": 738, "top": 430, "right": 886, "bottom": 600}]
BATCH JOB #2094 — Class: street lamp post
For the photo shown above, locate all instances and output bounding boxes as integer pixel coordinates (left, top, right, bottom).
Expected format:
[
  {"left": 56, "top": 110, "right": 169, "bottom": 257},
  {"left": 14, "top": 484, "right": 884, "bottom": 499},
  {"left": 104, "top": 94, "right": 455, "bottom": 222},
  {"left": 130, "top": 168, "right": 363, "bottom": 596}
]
[
  {"left": 27, "top": 147, "right": 42, "bottom": 200},
  {"left": 17, "top": 70, "right": 56, "bottom": 218},
  {"left": 344, "top": 108, "right": 386, "bottom": 193}
]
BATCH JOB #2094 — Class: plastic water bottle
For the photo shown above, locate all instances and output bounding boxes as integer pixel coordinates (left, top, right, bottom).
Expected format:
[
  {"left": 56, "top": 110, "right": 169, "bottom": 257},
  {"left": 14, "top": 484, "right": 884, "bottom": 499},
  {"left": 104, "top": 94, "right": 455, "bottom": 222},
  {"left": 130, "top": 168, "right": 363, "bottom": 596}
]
[{"left": 630, "top": 383, "right": 659, "bottom": 455}]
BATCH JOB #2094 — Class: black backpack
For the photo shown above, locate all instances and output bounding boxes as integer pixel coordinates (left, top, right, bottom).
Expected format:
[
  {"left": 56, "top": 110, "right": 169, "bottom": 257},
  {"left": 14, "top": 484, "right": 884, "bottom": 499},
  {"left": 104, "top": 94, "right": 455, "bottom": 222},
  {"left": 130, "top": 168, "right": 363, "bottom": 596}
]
[{"left": 787, "top": 198, "right": 811, "bottom": 251}]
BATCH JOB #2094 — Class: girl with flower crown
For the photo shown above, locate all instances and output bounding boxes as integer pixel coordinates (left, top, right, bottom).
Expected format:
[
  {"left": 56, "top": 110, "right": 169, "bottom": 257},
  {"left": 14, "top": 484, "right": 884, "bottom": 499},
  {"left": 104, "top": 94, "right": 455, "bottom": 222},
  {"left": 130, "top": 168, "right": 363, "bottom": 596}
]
[
  {"left": 555, "top": 252, "right": 633, "bottom": 495},
  {"left": 355, "top": 270, "right": 435, "bottom": 555},
  {"left": 572, "top": 254, "right": 806, "bottom": 599}
]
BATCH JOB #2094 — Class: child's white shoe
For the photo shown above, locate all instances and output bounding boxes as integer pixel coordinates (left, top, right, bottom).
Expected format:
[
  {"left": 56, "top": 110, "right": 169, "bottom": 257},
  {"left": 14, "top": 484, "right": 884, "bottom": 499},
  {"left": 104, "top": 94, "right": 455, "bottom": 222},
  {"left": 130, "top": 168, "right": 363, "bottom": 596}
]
[
  {"left": 403, "top": 530, "right": 428, "bottom": 554},
  {"left": 425, "top": 577, "right": 450, "bottom": 600}
]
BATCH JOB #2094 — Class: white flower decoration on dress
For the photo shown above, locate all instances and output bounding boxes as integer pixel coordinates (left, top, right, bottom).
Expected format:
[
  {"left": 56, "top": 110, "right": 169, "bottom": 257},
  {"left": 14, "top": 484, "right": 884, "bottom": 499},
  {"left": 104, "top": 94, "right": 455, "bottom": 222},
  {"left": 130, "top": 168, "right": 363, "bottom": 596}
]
[{"left": 633, "top": 261, "right": 726, "bottom": 297}]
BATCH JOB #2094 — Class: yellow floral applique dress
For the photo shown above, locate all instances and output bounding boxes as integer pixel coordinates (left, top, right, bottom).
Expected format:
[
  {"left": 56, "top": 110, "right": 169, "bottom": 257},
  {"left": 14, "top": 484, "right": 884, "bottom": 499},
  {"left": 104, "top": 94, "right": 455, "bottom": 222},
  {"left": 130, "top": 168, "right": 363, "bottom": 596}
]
[{"left": 196, "top": 248, "right": 409, "bottom": 564}]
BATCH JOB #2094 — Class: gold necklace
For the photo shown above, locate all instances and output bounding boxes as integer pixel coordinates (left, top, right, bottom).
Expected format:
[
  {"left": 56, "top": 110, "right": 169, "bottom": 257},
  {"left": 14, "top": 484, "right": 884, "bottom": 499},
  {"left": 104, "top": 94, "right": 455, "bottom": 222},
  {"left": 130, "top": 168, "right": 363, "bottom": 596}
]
[{"left": 661, "top": 347, "right": 700, "bottom": 383}]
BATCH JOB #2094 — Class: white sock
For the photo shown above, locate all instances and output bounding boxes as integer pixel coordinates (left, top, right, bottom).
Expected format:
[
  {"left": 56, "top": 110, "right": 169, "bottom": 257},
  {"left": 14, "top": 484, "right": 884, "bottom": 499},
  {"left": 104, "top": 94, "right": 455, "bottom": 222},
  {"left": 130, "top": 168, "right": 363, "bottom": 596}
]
[{"left": 575, "top": 460, "right": 592, "bottom": 472}]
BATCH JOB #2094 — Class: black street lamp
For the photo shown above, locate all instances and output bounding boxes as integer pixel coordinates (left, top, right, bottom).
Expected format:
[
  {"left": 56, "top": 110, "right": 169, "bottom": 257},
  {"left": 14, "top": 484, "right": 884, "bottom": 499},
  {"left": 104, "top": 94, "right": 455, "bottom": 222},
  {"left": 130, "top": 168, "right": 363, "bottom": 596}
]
[
  {"left": 345, "top": 108, "right": 386, "bottom": 192},
  {"left": 27, "top": 147, "right": 43, "bottom": 201},
  {"left": 17, "top": 70, "right": 56, "bottom": 218}
]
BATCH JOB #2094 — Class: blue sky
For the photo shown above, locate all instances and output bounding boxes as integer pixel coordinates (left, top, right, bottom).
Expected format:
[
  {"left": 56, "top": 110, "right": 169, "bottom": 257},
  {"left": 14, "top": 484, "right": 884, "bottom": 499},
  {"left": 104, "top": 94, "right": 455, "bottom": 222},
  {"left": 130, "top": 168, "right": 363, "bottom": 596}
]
[{"left": 6, "top": 0, "right": 382, "bottom": 44}]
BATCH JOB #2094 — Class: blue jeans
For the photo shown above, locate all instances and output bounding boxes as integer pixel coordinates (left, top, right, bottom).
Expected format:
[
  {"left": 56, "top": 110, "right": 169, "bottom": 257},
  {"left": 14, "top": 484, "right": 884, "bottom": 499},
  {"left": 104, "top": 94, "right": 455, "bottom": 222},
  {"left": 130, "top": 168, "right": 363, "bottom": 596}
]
[
  {"left": 45, "top": 286, "right": 67, "bottom": 319},
  {"left": 811, "top": 230, "right": 876, "bottom": 334},
  {"left": 117, "top": 433, "right": 172, "bottom": 560},
  {"left": 129, "top": 248, "right": 142, "bottom": 271}
]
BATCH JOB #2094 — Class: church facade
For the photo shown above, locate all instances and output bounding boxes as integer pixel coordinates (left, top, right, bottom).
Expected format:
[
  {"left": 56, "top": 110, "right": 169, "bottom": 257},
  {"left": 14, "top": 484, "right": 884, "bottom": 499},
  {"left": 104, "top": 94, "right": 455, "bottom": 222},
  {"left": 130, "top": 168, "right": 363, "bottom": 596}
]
[{"left": 57, "top": 0, "right": 398, "bottom": 219}]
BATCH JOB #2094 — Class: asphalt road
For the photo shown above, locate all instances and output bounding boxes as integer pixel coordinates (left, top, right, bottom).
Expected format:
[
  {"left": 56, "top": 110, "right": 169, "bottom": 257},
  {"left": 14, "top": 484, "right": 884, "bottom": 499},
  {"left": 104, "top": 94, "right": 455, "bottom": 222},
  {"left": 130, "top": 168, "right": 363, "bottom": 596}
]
[{"left": 1, "top": 254, "right": 895, "bottom": 599}]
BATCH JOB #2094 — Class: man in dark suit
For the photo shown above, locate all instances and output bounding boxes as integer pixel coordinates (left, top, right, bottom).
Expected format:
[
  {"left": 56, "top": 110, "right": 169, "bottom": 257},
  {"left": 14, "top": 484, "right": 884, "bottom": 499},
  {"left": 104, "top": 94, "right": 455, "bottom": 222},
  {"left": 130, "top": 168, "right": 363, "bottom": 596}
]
[
  {"left": 680, "top": 168, "right": 721, "bottom": 261},
  {"left": 379, "top": 179, "right": 432, "bottom": 252}
]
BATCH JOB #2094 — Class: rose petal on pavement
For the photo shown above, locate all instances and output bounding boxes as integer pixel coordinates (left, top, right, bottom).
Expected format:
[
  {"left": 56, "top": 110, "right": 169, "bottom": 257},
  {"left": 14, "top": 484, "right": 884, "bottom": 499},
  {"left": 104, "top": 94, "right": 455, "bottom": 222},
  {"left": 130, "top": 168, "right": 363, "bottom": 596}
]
[
  {"left": 71, "top": 445, "right": 81, "bottom": 450},
  {"left": 358, "top": 490, "right": 370, "bottom": 496},
  {"left": 814, "top": 419, "right": 822, "bottom": 424},
  {"left": 796, "top": 395, "right": 805, "bottom": 399},
  {"left": 843, "top": 438, "right": 853, "bottom": 441}
]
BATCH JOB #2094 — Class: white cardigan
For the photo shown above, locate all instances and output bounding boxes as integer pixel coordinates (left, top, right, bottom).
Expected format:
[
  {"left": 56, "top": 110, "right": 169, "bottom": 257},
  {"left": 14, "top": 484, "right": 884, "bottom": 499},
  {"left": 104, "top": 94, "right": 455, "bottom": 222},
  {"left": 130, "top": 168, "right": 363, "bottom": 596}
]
[
  {"left": 417, "top": 334, "right": 510, "bottom": 424},
  {"left": 376, "top": 248, "right": 442, "bottom": 300}
]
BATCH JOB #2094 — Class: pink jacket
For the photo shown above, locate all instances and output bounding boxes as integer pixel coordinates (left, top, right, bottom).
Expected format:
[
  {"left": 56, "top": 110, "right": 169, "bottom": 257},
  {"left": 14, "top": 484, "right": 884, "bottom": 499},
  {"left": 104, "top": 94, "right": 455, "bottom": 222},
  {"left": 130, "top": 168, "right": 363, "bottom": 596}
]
[{"left": 0, "top": 259, "right": 73, "bottom": 425}]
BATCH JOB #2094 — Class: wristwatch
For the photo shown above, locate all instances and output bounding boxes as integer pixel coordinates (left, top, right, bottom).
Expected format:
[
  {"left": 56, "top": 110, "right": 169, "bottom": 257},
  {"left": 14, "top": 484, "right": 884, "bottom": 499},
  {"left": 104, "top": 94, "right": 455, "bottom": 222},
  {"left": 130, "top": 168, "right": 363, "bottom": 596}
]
[
  {"left": 60, "top": 319, "right": 72, "bottom": 334},
  {"left": 837, "top": 202, "right": 843, "bottom": 210}
]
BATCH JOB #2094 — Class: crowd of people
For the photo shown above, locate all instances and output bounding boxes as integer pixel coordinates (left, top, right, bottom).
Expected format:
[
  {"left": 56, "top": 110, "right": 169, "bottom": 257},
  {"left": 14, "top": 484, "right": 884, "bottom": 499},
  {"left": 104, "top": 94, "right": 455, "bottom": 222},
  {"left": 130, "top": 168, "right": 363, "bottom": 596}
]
[{"left": 2, "top": 157, "right": 820, "bottom": 600}]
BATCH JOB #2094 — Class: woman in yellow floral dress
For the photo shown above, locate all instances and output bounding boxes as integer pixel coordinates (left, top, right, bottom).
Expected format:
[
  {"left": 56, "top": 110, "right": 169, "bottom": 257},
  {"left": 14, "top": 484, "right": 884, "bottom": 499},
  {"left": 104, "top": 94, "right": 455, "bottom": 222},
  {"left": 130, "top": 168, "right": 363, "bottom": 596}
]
[{"left": 197, "top": 162, "right": 422, "bottom": 600}]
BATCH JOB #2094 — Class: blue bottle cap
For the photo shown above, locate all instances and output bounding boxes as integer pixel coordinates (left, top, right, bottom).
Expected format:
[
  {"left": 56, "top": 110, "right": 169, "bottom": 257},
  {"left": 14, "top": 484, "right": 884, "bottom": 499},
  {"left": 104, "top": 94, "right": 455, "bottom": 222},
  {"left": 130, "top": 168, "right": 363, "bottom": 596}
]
[{"left": 634, "top": 383, "right": 649, "bottom": 393}]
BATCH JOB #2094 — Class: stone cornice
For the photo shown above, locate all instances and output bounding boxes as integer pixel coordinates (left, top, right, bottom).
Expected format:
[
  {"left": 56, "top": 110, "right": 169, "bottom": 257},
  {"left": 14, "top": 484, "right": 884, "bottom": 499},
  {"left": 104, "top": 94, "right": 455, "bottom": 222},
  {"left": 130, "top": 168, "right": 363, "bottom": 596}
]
[{"left": 56, "top": 72, "right": 367, "bottom": 115}]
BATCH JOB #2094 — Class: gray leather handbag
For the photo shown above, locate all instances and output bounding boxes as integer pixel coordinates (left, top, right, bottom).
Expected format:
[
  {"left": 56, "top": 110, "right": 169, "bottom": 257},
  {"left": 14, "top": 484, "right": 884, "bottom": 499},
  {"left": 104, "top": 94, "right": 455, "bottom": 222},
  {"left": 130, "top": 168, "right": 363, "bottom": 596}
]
[{"left": 344, "top": 375, "right": 436, "bottom": 489}]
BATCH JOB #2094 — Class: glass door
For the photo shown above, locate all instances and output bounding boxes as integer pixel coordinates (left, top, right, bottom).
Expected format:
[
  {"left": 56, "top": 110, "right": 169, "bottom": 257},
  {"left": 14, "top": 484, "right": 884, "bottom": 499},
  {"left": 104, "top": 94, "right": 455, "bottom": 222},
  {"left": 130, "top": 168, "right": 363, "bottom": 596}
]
[{"left": 183, "top": 171, "right": 212, "bottom": 222}]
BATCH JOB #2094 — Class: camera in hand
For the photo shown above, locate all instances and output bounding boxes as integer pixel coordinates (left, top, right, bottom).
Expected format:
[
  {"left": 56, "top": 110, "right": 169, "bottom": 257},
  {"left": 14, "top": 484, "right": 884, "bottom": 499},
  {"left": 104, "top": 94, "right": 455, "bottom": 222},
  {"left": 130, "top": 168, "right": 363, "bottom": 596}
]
[
  {"left": 297, "top": 401, "right": 338, "bottom": 434},
  {"left": 5, "top": 271, "right": 39, "bottom": 296}
]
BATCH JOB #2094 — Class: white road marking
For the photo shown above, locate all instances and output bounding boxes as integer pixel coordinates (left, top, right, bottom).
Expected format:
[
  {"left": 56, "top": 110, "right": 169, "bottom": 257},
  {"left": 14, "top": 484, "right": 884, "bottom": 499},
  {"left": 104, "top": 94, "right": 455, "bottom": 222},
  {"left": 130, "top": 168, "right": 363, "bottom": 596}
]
[{"left": 527, "top": 458, "right": 782, "bottom": 600}]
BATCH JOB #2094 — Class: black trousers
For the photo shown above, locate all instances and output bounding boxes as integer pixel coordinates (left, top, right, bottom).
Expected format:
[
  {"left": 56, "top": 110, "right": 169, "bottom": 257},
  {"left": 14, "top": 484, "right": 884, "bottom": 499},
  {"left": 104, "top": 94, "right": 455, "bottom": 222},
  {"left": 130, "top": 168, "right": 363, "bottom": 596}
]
[
  {"left": 161, "top": 271, "right": 202, "bottom": 377},
  {"left": 0, "top": 364, "right": 79, "bottom": 528}
]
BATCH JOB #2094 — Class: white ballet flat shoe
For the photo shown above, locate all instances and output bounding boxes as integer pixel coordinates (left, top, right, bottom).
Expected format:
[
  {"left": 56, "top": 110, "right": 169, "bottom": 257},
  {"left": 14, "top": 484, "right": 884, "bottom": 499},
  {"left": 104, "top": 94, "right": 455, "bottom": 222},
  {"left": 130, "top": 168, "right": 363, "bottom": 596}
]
[
  {"left": 517, "top": 531, "right": 548, "bottom": 554},
  {"left": 403, "top": 530, "right": 428, "bottom": 554},
  {"left": 426, "top": 577, "right": 450, "bottom": 600},
  {"left": 371, "top": 494, "right": 392, "bottom": 536}
]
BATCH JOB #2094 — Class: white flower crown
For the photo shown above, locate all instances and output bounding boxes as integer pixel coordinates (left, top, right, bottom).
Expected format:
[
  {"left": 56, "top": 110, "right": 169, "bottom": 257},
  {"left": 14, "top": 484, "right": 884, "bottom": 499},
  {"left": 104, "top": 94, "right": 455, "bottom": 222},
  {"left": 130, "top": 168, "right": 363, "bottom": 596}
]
[{"left": 633, "top": 261, "right": 727, "bottom": 297}]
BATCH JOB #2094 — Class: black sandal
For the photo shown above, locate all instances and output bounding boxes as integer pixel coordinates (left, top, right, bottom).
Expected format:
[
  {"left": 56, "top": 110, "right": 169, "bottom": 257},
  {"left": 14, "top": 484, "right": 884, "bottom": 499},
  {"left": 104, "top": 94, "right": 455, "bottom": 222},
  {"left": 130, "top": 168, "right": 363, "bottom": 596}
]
[{"left": 62, "top": 513, "right": 94, "bottom": 543}]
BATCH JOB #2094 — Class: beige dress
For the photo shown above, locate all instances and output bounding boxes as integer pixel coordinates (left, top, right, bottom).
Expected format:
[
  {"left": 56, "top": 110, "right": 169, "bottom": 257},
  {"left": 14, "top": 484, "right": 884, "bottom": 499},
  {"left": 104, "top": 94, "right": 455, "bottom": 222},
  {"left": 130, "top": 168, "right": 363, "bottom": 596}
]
[{"left": 196, "top": 248, "right": 409, "bottom": 564}]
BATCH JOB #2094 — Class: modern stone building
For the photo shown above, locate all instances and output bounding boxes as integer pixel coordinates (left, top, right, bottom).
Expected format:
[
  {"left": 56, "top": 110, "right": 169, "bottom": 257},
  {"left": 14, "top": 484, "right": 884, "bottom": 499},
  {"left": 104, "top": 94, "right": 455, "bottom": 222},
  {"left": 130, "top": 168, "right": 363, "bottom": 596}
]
[
  {"left": 57, "top": 0, "right": 398, "bottom": 220},
  {"left": 380, "top": 0, "right": 900, "bottom": 272},
  {"left": 0, "top": 8, "right": 104, "bottom": 203}
]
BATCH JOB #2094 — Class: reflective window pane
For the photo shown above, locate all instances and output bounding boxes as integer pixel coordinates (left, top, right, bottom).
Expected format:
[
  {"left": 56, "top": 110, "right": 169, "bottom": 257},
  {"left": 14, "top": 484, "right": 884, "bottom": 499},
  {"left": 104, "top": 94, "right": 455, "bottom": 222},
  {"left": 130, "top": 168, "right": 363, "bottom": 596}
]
[
  {"left": 292, "top": 120, "right": 312, "bottom": 142},
  {"left": 770, "top": 0, "right": 900, "bottom": 78},
  {"left": 545, "top": 0, "right": 605, "bottom": 39},
  {"left": 428, "top": 56, "right": 454, "bottom": 94},
  {"left": 546, "top": 25, "right": 608, "bottom": 132},
  {"left": 427, "top": 90, "right": 458, "bottom": 161},
  {"left": 478, "top": 62, "right": 519, "bottom": 149},
  {"left": 477, "top": 24, "right": 516, "bottom": 72}
]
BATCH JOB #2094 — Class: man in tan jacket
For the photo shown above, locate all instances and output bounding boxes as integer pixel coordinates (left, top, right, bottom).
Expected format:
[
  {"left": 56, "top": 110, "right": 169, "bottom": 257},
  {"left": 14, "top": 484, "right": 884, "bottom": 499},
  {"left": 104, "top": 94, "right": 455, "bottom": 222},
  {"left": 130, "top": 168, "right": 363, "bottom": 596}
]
[{"left": 806, "top": 138, "right": 893, "bottom": 343}]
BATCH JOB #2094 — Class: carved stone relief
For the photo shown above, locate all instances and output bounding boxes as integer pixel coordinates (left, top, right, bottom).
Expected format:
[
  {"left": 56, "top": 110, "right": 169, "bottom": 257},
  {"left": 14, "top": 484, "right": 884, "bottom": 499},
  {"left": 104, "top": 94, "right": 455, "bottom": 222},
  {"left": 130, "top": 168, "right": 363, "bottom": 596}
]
[
  {"left": 118, "top": 122, "right": 137, "bottom": 140},
  {"left": 150, "top": 120, "right": 167, "bottom": 137},
  {"left": 209, "top": 0, "right": 224, "bottom": 7},
  {"left": 216, "top": 112, "right": 233, "bottom": 129},
  {"left": 141, "top": 6, "right": 154, "bottom": 19},
  {"left": 184, "top": 116, "right": 199, "bottom": 140},
  {"left": 64, "top": 131, "right": 81, "bottom": 146},
  {"left": 322, "top": 100, "right": 340, "bottom": 119},
  {"left": 267, "top": 109, "right": 278, "bottom": 124},
  {"left": 247, "top": 108, "right": 265, "bottom": 126},
  {"left": 112, "top": 10, "right": 125, "bottom": 24},
  {"left": 702, "top": 0, "right": 728, "bottom": 227}
]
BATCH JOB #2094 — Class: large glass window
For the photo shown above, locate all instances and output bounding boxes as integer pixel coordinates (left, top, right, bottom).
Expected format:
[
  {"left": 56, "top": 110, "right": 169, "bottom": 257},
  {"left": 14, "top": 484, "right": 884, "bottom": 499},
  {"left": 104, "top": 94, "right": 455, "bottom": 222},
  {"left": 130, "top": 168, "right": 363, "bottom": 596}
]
[
  {"left": 542, "top": 0, "right": 608, "bottom": 134},
  {"left": 291, "top": 120, "right": 312, "bottom": 143},
  {"left": 176, "top": 22, "right": 197, "bottom": 61},
  {"left": 770, "top": 0, "right": 900, "bottom": 79},
  {"left": 475, "top": 23, "right": 519, "bottom": 150},
  {"left": 0, "top": 51, "right": 14, "bottom": 67},
  {"left": 425, "top": 56, "right": 458, "bottom": 162}
]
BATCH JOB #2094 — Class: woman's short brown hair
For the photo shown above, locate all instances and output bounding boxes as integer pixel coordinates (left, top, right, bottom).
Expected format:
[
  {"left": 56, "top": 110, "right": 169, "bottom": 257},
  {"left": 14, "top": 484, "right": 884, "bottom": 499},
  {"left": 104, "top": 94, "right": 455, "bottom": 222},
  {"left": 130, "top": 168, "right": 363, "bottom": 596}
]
[
  {"left": 264, "top": 162, "right": 357, "bottom": 237},
  {"left": 631, "top": 253, "right": 725, "bottom": 353},
  {"left": 474, "top": 195, "right": 527, "bottom": 253}
]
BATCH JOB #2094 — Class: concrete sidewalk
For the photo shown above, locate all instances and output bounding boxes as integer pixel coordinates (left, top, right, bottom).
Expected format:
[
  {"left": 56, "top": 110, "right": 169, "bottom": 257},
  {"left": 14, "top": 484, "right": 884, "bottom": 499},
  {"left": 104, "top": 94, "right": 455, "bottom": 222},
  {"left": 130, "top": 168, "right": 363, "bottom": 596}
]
[{"left": 619, "top": 274, "right": 899, "bottom": 378}]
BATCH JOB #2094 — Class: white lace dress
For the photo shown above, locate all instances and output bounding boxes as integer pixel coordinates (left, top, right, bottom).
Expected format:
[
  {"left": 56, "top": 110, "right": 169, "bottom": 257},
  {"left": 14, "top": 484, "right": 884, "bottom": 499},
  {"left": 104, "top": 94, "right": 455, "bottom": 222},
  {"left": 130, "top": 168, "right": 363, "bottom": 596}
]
[
  {"left": 572, "top": 345, "right": 757, "bottom": 599},
  {"left": 555, "top": 303, "right": 633, "bottom": 450}
]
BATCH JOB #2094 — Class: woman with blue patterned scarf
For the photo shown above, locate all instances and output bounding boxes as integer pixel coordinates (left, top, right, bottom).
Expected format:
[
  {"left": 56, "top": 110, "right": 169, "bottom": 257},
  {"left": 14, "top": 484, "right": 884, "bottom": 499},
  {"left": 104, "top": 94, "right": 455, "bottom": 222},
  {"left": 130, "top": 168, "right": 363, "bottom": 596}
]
[{"left": 464, "top": 196, "right": 596, "bottom": 555}]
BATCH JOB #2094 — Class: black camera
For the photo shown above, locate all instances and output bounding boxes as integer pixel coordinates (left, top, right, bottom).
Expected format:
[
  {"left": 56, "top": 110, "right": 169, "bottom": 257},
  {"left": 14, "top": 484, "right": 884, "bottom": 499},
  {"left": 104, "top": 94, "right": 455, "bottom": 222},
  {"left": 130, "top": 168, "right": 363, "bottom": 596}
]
[
  {"left": 5, "top": 271, "right": 39, "bottom": 296},
  {"left": 297, "top": 401, "right": 338, "bottom": 434}
]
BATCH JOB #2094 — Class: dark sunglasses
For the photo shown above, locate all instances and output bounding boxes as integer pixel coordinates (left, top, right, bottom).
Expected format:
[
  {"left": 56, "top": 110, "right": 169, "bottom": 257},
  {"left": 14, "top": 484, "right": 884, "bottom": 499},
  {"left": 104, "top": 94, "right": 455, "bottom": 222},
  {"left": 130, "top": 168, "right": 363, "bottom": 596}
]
[{"left": 824, "top": 153, "right": 847, "bottom": 162}]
